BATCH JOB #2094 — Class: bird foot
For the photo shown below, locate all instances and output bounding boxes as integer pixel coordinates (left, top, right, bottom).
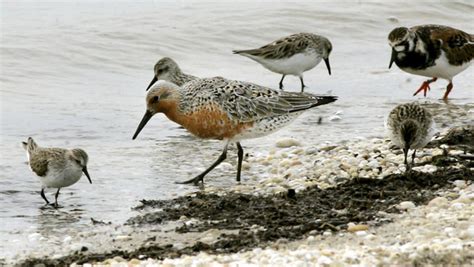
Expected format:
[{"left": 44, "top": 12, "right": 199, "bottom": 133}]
[
  {"left": 176, "top": 175, "right": 205, "bottom": 185},
  {"left": 413, "top": 81, "right": 431, "bottom": 97},
  {"left": 49, "top": 203, "right": 61, "bottom": 209},
  {"left": 40, "top": 203, "right": 61, "bottom": 209}
]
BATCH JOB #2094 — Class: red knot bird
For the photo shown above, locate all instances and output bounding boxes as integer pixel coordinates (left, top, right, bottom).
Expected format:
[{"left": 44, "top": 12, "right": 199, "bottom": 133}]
[
  {"left": 133, "top": 77, "right": 337, "bottom": 184},
  {"left": 233, "top": 33, "right": 332, "bottom": 92},
  {"left": 388, "top": 25, "right": 473, "bottom": 100},
  {"left": 146, "top": 57, "right": 197, "bottom": 91},
  {"left": 22, "top": 137, "right": 92, "bottom": 208},
  {"left": 386, "top": 103, "right": 436, "bottom": 170}
]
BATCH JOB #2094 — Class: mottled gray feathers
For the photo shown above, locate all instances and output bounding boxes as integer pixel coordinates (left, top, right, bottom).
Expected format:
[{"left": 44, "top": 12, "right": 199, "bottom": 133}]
[{"left": 179, "top": 77, "right": 337, "bottom": 123}]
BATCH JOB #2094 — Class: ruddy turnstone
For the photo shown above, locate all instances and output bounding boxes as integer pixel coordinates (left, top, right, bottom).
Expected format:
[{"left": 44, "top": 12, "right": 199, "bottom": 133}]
[
  {"left": 386, "top": 103, "right": 436, "bottom": 170},
  {"left": 233, "top": 33, "right": 332, "bottom": 92},
  {"left": 146, "top": 57, "right": 197, "bottom": 90},
  {"left": 388, "top": 25, "right": 474, "bottom": 100},
  {"left": 133, "top": 77, "right": 337, "bottom": 184},
  {"left": 22, "top": 137, "right": 92, "bottom": 207}
]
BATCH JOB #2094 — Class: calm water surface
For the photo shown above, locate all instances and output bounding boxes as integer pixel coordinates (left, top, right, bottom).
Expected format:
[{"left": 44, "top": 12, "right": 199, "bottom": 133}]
[{"left": 1, "top": 0, "right": 473, "bottom": 260}]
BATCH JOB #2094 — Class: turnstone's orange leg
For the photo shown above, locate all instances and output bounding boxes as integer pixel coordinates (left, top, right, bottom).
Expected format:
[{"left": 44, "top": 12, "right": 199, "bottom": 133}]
[
  {"left": 299, "top": 76, "right": 306, "bottom": 92},
  {"left": 176, "top": 143, "right": 229, "bottom": 185},
  {"left": 279, "top": 75, "right": 286, "bottom": 90},
  {"left": 442, "top": 82, "right": 453, "bottom": 101},
  {"left": 413, "top": 77, "right": 437, "bottom": 97}
]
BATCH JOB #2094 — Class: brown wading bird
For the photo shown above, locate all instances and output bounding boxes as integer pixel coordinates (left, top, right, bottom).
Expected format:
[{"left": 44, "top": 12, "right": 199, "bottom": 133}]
[
  {"left": 133, "top": 77, "right": 337, "bottom": 185},
  {"left": 388, "top": 24, "right": 474, "bottom": 100},
  {"left": 146, "top": 57, "right": 197, "bottom": 90},
  {"left": 233, "top": 33, "right": 332, "bottom": 92},
  {"left": 386, "top": 103, "right": 436, "bottom": 170},
  {"left": 22, "top": 137, "right": 92, "bottom": 207}
]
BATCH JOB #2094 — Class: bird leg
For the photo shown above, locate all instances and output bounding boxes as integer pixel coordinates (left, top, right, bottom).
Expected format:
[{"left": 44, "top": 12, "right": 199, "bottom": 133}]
[
  {"left": 299, "top": 76, "right": 306, "bottom": 92},
  {"left": 442, "top": 82, "right": 453, "bottom": 101},
  {"left": 413, "top": 77, "right": 437, "bottom": 97},
  {"left": 40, "top": 188, "right": 49, "bottom": 205},
  {"left": 236, "top": 142, "right": 244, "bottom": 182},
  {"left": 54, "top": 188, "right": 60, "bottom": 208},
  {"left": 403, "top": 148, "right": 410, "bottom": 171},
  {"left": 411, "top": 149, "right": 417, "bottom": 166},
  {"left": 177, "top": 143, "right": 229, "bottom": 185},
  {"left": 279, "top": 75, "right": 286, "bottom": 90}
]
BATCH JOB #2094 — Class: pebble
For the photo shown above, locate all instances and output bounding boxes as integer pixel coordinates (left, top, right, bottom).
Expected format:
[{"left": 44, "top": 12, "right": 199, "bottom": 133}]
[
  {"left": 397, "top": 201, "right": 416, "bottom": 211},
  {"left": 115, "top": 235, "right": 132, "bottom": 241},
  {"left": 453, "top": 180, "right": 467, "bottom": 189},
  {"left": 465, "top": 225, "right": 474, "bottom": 238},
  {"left": 129, "top": 258, "right": 141, "bottom": 265},
  {"left": 355, "top": 231, "right": 368, "bottom": 236},
  {"left": 275, "top": 138, "right": 301, "bottom": 148},
  {"left": 428, "top": 197, "right": 449, "bottom": 207},
  {"left": 317, "top": 255, "right": 333, "bottom": 265},
  {"left": 347, "top": 224, "right": 369, "bottom": 232},
  {"left": 218, "top": 162, "right": 233, "bottom": 170},
  {"left": 450, "top": 203, "right": 465, "bottom": 210}
]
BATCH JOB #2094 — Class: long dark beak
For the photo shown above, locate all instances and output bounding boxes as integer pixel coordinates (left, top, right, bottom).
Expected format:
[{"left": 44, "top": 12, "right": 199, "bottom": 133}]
[
  {"left": 146, "top": 76, "right": 157, "bottom": 91},
  {"left": 82, "top": 166, "right": 92, "bottom": 184},
  {"left": 389, "top": 49, "right": 396, "bottom": 69},
  {"left": 324, "top": 58, "right": 331, "bottom": 75},
  {"left": 132, "top": 110, "right": 153, "bottom": 140}
]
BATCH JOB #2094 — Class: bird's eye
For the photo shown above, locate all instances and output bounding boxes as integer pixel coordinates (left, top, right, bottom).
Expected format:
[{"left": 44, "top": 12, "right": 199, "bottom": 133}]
[
  {"left": 75, "top": 159, "right": 81, "bottom": 165},
  {"left": 157, "top": 66, "right": 169, "bottom": 75},
  {"left": 152, "top": 96, "right": 159, "bottom": 103}
]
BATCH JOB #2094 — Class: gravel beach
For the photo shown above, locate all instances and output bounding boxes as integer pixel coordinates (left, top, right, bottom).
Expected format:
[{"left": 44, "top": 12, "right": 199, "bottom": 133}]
[
  {"left": 16, "top": 122, "right": 474, "bottom": 266},
  {"left": 101, "top": 181, "right": 474, "bottom": 266}
]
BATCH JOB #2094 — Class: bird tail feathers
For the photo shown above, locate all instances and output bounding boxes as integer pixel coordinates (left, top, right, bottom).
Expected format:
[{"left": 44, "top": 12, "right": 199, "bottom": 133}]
[{"left": 22, "top": 137, "right": 39, "bottom": 154}]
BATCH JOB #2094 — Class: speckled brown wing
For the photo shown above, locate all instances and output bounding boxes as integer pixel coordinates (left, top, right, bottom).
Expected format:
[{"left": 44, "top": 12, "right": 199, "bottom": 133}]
[
  {"left": 420, "top": 25, "right": 474, "bottom": 66},
  {"left": 29, "top": 149, "right": 66, "bottom": 177},
  {"left": 234, "top": 33, "right": 310, "bottom": 60},
  {"left": 29, "top": 150, "right": 49, "bottom": 177}
]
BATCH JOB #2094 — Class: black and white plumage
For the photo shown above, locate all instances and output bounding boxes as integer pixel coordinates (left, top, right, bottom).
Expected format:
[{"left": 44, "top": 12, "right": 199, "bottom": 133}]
[
  {"left": 388, "top": 25, "right": 474, "bottom": 100},
  {"left": 386, "top": 103, "right": 436, "bottom": 170},
  {"left": 233, "top": 33, "right": 332, "bottom": 92},
  {"left": 22, "top": 137, "right": 92, "bottom": 207}
]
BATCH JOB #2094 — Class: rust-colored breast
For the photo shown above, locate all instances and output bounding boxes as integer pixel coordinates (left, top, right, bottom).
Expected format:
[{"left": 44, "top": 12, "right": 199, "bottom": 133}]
[{"left": 164, "top": 103, "right": 254, "bottom": 140}]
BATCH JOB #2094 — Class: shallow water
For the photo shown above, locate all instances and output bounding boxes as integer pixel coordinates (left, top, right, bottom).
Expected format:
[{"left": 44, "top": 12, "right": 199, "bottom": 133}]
[{"left": 0, "top": 0, "right": 473, "bottom": 260}]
